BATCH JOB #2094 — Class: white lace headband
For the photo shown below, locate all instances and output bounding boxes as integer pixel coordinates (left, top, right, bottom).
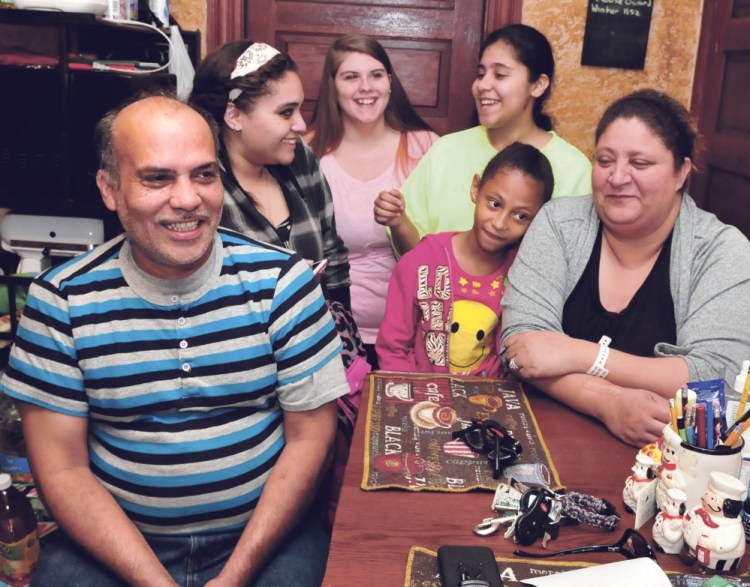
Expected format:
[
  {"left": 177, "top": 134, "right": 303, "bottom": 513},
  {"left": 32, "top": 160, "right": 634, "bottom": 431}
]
[
  {"left": 228, "top": 43, "right": 281, "bottom": 102},
  {"left": 231, "top": 43, "right": 281, "bottom": 78}
]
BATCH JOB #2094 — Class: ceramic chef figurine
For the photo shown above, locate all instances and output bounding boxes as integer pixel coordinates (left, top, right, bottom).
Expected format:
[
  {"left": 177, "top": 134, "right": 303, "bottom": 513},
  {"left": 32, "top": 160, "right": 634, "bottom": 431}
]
[
  {"left": 682, "top": 471, "right": 746, "bottom": 572},
  {"left": 623, "top": 452, "right": 655, "bottom": 513},
  {"left": 656, "top": 424, "right": 686, "bottom": 511},
  {"left": 653, "top": 487, "right": 687, "bottom": 554}
]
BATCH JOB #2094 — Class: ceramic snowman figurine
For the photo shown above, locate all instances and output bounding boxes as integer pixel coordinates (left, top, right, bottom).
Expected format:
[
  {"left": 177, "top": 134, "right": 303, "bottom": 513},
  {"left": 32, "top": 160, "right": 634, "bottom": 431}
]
[
  {"left": 682, "top": 471, "right": 746, "bottom": 572},
  {"left": 653, "top": 487, "right": 687, "bottom": 554},
  {"left": 656, "top": 425, "right": 686, "bottom": 511},
  {"left": 623, "top": 452, "right": 655, "bottom": 513}
]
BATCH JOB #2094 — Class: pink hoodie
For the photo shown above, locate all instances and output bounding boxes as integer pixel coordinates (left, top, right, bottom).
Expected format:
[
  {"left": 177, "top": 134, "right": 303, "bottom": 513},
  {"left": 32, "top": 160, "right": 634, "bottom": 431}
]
[{"left": 376, "top": 232, "right": 516, "bottom": 376}]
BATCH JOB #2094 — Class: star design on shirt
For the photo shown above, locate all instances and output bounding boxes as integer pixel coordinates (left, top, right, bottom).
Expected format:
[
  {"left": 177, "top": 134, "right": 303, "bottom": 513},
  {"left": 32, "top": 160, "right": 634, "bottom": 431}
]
[
  {"left": 459, "top": 276, "right": 468, "bottom": 287},
  {"left": 491, "top": 280, "right": 500, "bottom": 290}
]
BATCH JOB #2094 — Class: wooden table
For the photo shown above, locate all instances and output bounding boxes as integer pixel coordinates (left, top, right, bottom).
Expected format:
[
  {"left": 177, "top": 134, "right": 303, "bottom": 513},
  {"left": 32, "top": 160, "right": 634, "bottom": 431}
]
[{"left": 322, "top": 374, "right": 750, "bottom": 585}]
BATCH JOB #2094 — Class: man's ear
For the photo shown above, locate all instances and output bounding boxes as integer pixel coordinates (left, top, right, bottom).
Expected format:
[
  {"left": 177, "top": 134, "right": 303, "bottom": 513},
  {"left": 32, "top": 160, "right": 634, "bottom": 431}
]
[
  {"left": 97, "top": 170, "right": 118, "bottom": 212},
  {"left": 530, "top": 74, "right": 550, "bottom": 99},
  {"left": 470, "top": 174, "right": 481, "bottom": 204}
]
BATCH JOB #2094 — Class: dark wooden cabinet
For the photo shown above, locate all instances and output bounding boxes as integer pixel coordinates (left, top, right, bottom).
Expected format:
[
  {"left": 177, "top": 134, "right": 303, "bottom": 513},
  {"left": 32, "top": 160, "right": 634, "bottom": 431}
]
[{"left": 0, "top": 10, "right": 198, "bottom": 238}]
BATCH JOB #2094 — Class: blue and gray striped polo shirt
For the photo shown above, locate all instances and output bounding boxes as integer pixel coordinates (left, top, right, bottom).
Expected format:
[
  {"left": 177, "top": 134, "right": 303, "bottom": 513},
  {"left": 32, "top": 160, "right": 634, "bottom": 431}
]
[{"left": 1, "top": 228, "right": 347, "bottom": 534}]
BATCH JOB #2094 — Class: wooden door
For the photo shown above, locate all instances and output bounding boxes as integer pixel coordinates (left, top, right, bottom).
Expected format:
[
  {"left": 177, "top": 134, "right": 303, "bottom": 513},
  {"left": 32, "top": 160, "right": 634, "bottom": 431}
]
[
  {"left": 690, "top": 0, "right": 750, "bottom": 238},
  {"left": 205, "top": 1, "right": 522, "bottom": 134},
  {"left": 248, "top": 0, "right": 486, "bottom": 135}
]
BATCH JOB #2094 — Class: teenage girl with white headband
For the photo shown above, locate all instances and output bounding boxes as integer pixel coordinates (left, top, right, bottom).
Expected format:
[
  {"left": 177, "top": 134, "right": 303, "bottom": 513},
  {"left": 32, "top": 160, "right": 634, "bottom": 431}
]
[{"left": 190, "top": 40, "right": 351, "bottom": 308}]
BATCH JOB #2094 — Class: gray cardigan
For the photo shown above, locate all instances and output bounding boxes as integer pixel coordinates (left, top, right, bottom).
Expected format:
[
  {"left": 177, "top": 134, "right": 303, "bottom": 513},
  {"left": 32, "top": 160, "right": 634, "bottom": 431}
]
[{"left": 501, "top": 195, "right": 750, "bottom": 383}]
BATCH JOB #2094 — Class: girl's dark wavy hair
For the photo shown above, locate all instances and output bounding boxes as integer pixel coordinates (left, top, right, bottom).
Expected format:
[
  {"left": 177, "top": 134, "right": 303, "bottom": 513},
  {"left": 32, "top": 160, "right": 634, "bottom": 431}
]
[
  {"left": 480, "top": 24, "right": 555, "bottom": 131},
  {"left": 189, "top": 40, "right": 298, "bottom": 129}
]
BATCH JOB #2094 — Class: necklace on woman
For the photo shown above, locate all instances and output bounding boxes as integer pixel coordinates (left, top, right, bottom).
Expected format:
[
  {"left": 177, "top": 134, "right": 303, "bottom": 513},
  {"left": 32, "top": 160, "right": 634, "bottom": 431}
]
[{"left": 246, "top": 167, "right": 284, "bottom": 227}]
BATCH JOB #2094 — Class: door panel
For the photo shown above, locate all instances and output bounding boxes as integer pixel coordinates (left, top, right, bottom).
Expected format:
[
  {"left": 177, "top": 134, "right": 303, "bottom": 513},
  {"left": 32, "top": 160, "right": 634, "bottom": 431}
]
[
  {"left": 245, "top": 0, "right": 485, "bottom": 134},
  {"left": 691, "top": 0, "right": 750, "bottom": 238}
]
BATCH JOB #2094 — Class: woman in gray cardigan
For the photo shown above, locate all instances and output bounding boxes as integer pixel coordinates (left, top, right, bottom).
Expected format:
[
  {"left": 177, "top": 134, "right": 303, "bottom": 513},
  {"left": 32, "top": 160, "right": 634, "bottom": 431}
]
[{"left": 501, "top": 89, "right": 750, "bottom": 447}]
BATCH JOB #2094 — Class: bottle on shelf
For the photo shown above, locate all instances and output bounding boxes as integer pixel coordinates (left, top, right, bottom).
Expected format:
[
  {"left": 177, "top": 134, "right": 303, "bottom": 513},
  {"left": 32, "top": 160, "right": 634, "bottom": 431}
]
[{"left": 0, "top": 472, "right": 39, "bottom": 586}]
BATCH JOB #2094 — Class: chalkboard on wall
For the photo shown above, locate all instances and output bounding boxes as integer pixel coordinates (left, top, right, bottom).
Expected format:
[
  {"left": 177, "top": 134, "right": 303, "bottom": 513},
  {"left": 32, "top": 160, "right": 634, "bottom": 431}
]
[{"left": 581, "top": 0, "right": 654, "bottom": 70}]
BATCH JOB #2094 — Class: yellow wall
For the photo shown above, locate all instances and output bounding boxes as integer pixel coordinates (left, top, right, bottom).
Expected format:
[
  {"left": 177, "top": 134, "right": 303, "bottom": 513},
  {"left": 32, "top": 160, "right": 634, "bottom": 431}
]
[
  {"left": 169, "top": 0, "right": 206, "bottom": 54},
  {"left": 169, "top": 0, "right": 204, "bottom": 31},
  {"left": 523, "top": 0, "right": 703, "bottom": 157}
]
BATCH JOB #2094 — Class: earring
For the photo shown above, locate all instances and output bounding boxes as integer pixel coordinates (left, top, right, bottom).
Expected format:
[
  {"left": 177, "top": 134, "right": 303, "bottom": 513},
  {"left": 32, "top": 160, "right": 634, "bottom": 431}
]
[{"left": 231, "top": 126, "right": 240, "bottom": 133}]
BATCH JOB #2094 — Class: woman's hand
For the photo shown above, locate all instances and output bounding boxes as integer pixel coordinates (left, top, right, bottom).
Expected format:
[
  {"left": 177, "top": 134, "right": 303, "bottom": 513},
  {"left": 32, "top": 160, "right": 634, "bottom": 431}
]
[
  {"left": 598, "top": 388, "right": 670, "bottom": 447},
  {"left": 374, "top": 189, "right": 405, "bottom": 227},
  {"left": 504, "top": 331, "right": 593, "bottom": 379}
]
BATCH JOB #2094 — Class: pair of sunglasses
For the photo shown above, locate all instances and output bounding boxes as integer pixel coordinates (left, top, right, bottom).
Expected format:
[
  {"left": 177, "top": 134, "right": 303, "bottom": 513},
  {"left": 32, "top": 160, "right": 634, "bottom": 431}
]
[
  {"left": 452, "top": 419, "right": 522, "bottom": 456},
  {"left": 452, "top": 419, "right": 523, "bottom": 479},
  {"left": 514, "top": 528, "right": 656, "bottom": 562}
]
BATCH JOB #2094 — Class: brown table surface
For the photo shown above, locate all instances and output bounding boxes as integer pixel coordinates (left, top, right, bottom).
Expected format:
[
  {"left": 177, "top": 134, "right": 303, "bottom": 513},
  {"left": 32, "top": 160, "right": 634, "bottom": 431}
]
[{"left": 322, "top": 374, "right": 750, "bottom": 586}]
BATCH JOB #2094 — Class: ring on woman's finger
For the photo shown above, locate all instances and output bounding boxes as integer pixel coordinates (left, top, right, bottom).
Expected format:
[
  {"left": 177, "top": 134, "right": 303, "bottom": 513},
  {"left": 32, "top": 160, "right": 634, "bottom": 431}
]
[{"left": 508, "top": 357, "right": 521, "bottom": 372}]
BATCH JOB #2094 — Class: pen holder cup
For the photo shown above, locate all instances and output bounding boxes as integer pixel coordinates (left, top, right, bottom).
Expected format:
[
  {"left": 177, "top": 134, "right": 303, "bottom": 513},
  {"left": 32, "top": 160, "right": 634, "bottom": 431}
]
[{"left": 679, "top": 438, "right": 744, "bottom": 510}]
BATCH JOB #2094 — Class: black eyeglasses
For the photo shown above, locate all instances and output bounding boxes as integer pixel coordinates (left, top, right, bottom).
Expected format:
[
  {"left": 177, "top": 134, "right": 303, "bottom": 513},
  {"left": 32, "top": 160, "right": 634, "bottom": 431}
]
[
  {"left": 514, "top": 528, "right": 656, "bottom": 562},
  {"left": 452, "top": 419, "right": 522, "bottom": 479}
]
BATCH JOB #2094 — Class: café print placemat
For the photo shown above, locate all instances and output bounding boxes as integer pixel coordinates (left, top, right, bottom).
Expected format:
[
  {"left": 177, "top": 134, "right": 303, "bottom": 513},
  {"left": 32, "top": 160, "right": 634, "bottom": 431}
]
[
  {"left": 403, "top": 546, "right": 750, "bottom": 587},
  {"left": 362, "top": 373, "right": 562, "bottom": 492}
]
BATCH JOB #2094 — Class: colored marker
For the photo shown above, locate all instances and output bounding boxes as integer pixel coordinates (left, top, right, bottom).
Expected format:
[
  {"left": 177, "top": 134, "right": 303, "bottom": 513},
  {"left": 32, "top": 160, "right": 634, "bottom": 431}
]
[{"left": 696, "top": 402, "right": 707, "bottom": 448}]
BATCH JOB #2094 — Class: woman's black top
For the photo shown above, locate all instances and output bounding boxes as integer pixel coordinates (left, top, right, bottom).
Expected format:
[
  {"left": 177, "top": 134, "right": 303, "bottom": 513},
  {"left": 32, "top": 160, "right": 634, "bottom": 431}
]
[{"left": 561, "top": 226, "right": 677, "bottom": 357}]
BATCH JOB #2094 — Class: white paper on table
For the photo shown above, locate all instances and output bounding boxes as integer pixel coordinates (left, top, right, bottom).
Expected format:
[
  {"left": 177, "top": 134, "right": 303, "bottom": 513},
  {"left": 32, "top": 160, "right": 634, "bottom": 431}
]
[{"left": 519, "top": 557, "right": 670, "bottom": 587}]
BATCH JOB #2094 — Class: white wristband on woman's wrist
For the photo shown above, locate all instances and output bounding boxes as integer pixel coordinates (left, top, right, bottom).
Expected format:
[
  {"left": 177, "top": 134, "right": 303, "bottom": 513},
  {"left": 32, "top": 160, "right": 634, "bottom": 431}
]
[{"left": 587, "top": 336, "right": 611, "bottom": 378}]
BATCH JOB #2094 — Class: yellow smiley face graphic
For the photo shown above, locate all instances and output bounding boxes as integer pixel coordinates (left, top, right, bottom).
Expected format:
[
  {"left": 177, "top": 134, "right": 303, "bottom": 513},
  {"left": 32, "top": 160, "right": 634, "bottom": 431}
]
[{"left": 448, "top": 300, "right": 498, "bottom": 373}]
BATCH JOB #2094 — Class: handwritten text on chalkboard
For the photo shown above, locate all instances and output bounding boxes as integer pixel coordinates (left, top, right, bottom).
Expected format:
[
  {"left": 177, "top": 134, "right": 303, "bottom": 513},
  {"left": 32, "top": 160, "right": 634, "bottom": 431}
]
[{"left": 581, "top": 0, "right": 654, "bottom": 70}]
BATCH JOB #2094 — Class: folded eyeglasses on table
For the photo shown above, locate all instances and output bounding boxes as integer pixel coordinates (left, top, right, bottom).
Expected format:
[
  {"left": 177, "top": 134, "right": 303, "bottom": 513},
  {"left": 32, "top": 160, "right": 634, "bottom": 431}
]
[{"left": 514, "top": 528, "right": 657, "bottom": 562}]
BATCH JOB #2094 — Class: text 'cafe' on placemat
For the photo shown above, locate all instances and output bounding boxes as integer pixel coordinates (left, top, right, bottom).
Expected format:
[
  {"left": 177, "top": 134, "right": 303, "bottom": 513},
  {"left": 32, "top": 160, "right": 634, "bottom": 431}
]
[{"left": 362, "top": 373, "right": 562, "bottom": 491}]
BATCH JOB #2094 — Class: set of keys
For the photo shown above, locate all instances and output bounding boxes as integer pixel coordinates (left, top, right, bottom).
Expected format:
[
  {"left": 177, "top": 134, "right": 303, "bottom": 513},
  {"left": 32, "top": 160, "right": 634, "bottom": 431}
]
[
  {"left": 473, "top": 483, "right": 563, "bottom": 548},
  {"left": 473, "top": 483, "right": 621, "bottom": 548}
]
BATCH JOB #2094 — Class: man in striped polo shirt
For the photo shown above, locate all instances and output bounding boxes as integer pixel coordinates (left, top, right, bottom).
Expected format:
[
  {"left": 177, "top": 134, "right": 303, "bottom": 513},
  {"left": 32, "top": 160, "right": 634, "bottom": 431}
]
[{"left": 1, "top": 92, "right": 349, "bottom": 586}]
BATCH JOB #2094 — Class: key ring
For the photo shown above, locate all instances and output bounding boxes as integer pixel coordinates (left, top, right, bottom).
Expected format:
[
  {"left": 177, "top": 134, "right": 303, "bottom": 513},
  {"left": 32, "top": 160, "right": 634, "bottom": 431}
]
[
  {"left": 560, "top": 491, "right": 620, "bottom": 531},
  {"left": 509, "top": 487, "right": 562, "bottom": 546},
  {"left": 473, "top": 514, "right": 517, "bottom": 536}
]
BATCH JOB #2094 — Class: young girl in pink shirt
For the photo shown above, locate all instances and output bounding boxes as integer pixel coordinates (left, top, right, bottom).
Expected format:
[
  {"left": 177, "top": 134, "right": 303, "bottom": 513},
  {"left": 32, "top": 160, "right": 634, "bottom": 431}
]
[{"left": 376, "top": 142, "right": 553, "bottom": 376}]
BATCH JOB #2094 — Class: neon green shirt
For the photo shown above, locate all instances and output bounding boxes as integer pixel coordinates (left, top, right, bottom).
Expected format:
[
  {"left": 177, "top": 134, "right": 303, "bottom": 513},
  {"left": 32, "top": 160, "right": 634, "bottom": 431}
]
[{"left": 399, "top": 126, "right": 592, "bottom": 237}]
